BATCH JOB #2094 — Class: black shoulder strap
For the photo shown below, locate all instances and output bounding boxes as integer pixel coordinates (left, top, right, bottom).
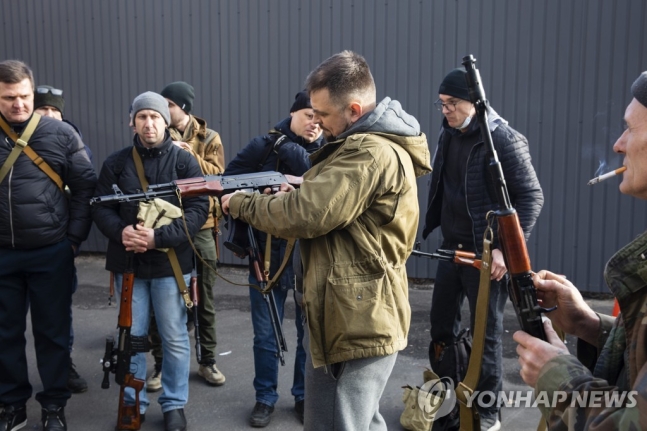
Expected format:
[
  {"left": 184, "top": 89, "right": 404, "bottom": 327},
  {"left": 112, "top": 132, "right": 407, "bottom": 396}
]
[{"left": 256, "top": 132, "right": 283, "bottom": 171}]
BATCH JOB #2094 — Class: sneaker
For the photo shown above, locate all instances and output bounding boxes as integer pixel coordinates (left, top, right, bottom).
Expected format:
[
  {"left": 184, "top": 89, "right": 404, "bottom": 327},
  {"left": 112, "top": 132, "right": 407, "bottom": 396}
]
[
  {"left": 480, "top": 417, "right": 501, "bottom": 431},
  {"left": 198, "top": 361, "right": 226, "bottom": 386},
  {"left": 67, "top": 359, "right": 88, "bottom": 393},
  {"left": 41, "top": 405, "right": 66, "bottom": 431},
  {"left": 146, "top": 362, "right": 163, "bottom": 393},
  {"left": 249, "top": 402, "right": 274, "bottom": 428},
  {"left": 0, "top": 405, "right": 27, "bottom": 431},
  {"left": 163, "top": 408, "right": 187, "bottom": 431},
  {"left": 294, "top": 399, "right": 304, "bottom": 424}
]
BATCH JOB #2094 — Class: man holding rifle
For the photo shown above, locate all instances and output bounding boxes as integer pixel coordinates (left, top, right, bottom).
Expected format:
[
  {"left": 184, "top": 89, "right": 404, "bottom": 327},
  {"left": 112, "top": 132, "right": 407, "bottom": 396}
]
[
  {"left": 514, "top": 71, "right": 647, "bottom": 430},
  {"left": 422, "top": 66, "right": 544, "bottom": 430},
  {"left": 222, "top": 50, "right": 432, "bottom": 430},
  {"left": 92, "top": 92, "right": 208, "bottom": 431},
  {"left": 224, "top": 90, "right": 323, "bottom": 427}
]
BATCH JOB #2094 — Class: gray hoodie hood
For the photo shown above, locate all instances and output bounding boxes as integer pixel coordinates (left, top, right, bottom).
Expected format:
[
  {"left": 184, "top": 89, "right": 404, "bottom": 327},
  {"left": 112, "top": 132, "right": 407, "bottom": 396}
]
[{"left": 337, "top": 97, "right": 420, "bottom": 140}]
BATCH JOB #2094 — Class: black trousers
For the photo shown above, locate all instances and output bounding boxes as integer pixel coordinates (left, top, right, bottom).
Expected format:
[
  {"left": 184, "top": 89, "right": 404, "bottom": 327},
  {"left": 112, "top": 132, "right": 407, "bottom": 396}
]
[{"left": 0, "top": 239, "right": 74, "bottom": 408}]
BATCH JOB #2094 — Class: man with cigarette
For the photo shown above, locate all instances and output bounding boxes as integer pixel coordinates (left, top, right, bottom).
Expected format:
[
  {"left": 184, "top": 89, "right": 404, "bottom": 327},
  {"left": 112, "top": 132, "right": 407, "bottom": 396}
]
[
  {"left": 422, "top": 67, "right": 544, "bottom": 430},
  {"left": 514, "top": 72, "right": 647, "bottom": 429}
]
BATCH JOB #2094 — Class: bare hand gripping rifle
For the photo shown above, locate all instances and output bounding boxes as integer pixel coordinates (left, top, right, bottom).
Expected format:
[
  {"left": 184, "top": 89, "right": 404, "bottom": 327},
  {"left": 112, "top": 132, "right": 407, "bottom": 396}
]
[
  {"left": 462, "top": 55, "right": 554, "bottom": 341},
  {"left": 101, "top": 251, "right": 150, "bottom": 431}
]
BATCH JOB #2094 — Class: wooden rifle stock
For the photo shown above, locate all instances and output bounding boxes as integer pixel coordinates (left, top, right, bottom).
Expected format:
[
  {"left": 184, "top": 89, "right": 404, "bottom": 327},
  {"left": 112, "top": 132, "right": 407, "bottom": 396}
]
[
  {"left": 190, "top": 267, "right": 202, "bottom": 364},
  {"left": 114, "top": 255, "right": 145, "bottom": 430}
]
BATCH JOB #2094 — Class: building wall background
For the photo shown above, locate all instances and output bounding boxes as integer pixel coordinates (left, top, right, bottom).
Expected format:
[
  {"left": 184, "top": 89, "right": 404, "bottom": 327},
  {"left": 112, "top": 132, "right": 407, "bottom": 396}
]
[{"left": 1, "top": 0, "right": 646, "bottom": 292}]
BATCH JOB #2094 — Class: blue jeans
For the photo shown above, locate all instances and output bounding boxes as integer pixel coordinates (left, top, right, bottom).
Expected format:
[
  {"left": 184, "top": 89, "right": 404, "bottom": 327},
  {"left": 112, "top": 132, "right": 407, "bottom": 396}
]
[
  {"left": 249, "top": 274, "right": 306, "bottom": 406},
  {"left": 114, "top": 273, "right": 190, "bottom": 413},
  {"left": 430, "top": 260, "right": 508, "bottom": 420}
]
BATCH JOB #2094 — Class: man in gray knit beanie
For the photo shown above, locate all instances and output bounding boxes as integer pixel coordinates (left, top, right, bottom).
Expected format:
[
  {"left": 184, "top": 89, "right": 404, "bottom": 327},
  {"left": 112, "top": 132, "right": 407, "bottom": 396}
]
[
  {"left": 131, "top": 91, "right": 171, "bottom": 126},
  {"left": 514, "top": 70, "right": 647, "bottom": 430}
]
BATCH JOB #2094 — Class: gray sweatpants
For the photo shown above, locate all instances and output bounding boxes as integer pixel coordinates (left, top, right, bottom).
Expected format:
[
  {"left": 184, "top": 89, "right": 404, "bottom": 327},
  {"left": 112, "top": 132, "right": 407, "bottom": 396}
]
[{"left": 303, "top": 330, "right": 397, "bottom": 431}]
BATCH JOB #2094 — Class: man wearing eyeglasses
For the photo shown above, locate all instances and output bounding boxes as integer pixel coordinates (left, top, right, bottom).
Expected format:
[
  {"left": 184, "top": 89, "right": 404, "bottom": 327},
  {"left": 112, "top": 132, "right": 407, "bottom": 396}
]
[
  {"left": 0, "top": 60, "right": 97, "bottom": 431},
  {"left": 32, "top": 85, "right": 93, "bottom": 396},
  {"left": 421, "top": 67, "right": 544, "bottom": 431}
]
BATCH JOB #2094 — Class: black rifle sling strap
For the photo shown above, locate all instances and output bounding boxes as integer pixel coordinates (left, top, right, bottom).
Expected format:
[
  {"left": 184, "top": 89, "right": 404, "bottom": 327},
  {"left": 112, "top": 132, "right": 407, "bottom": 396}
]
[
  {"left": 0, "top": 113, "right": 63, "bottom": 190},
  {"left": 456, "top": 216, "right": 494, "bottom": 431},
  {"left": 132, "top": 147, "right": 193, "bottom": 308}
]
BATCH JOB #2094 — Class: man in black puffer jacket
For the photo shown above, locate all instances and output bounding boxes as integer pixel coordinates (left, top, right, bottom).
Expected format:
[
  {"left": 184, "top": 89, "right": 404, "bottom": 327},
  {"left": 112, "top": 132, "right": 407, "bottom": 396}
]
[
  {"left": 92, "top": 92, "right": 208, "bottom": 431},
  {"left": 0, "top": 60, "right": 96, "bottom": 431},
  {"left": 224, "top": 90, "right": 324, "bottom": 427},
  {"left": 422, "top": 67, "right": 544, "bottom": 431}
]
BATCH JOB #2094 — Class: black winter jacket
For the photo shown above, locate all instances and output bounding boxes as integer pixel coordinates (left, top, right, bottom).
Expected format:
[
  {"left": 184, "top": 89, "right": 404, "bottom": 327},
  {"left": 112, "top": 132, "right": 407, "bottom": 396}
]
[
  {"left": 224, "top": 117, "right": 325, "bottom": 285},
  {"left": 422, "top": 112, "right": 544, "bottom": 254},
  {"left": 92, "top": 133, "right": 209, "bottom": 278},
  {"left": 0, "top": 115, "right": 97, "bottom": 249}
]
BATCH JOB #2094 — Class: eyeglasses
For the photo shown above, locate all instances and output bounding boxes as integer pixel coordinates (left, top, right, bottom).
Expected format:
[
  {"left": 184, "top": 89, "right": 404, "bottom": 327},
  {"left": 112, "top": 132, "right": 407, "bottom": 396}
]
[
  {"left": 434, "top": 99, "right": 461, "bottom": 112},
  {"left": 36, "top": 86, "right": 63, "bottom": 96}
]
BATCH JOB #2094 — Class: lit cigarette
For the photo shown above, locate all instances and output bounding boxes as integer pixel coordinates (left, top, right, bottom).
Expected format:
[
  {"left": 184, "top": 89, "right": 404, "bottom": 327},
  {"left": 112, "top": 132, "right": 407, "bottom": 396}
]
[{"left": 587, "top": 166, "right": 627, "bottom": 185}]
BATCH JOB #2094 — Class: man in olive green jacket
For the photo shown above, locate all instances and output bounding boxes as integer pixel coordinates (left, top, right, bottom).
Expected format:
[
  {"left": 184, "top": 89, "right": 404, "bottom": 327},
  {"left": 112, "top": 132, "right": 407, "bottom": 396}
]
[{"left": 222, "top": 51, "right": 431, "bottom": 431}]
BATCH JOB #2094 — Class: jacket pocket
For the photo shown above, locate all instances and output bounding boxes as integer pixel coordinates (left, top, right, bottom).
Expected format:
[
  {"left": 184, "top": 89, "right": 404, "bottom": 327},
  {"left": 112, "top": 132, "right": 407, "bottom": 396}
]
[{"left": 324, "top": 259, "right": 395, "bottom": 351}]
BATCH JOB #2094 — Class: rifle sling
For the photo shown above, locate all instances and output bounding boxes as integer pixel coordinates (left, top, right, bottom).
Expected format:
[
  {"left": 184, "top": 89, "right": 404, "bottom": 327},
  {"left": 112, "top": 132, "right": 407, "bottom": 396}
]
[
  {"left": 0, "top": 114, "right": 63, "bottom": 190},
  {"left": 260, "top": 234, "right": 296, "bottom": 295},
  {"left": 457, "top": 229, "right": 494, "bottom": 431},
  {"left": 132, "top": 147, "right": 193, "bottom": 308}
]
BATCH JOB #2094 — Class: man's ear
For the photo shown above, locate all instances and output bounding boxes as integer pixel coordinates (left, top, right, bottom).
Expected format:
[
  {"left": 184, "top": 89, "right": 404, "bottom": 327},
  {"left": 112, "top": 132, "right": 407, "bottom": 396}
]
[{"left": 349, "top": 101, "right": 363, "bottom": 122}]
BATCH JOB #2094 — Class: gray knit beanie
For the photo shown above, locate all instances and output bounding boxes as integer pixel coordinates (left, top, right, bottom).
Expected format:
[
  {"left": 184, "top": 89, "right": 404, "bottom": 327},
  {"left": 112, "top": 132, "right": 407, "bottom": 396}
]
[
  {"left": 131, "top": 91, "right": 170, "bottom": 125},
  {"left": 632, "top": 71, "right": 647, "bottom": 108}
]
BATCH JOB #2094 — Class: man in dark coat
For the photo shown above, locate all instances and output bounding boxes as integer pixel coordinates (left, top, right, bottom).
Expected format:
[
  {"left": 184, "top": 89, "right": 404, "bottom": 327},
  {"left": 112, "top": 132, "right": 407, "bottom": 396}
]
[
  {"left": 0, "top": 60, "right": 96, "bottom": 431},
  {"left": 422, "top": 67, "right": 544, "bottom": 431},
  {"left": 224, "top": 90, "right": 324, "bottom": 427},
  {"left": 92, "top": 91, "right": 208, "bottom": 431}
]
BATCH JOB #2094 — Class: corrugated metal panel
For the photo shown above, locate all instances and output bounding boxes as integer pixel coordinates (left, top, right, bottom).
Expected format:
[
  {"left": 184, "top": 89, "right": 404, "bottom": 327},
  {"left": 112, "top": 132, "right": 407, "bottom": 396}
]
[{"left": 1, "top": 0, "right": 646, "bottom": 292}]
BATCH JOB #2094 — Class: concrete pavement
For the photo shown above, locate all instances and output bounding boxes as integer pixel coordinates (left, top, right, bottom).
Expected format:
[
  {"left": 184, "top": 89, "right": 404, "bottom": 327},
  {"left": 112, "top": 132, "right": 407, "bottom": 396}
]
[{"left": 17, "top": 254, "right": 613, "bottom": 430}]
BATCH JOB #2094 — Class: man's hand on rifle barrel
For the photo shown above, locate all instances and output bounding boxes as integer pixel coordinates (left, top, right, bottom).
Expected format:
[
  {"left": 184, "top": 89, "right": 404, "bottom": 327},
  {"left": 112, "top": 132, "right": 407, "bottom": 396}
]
[
  {"left": 222, "top": 182, "right": 295, "bottom": 215},
  {"left": 491, "top": 249, "right": 508, "bottom": 281}
]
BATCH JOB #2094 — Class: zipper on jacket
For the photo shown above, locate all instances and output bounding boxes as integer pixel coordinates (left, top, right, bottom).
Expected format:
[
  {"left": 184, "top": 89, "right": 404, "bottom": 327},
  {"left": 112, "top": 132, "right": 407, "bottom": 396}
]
[
  {"left": 8, "top": 166, "right": 15, "bottom": 247},
  {"left": 465, "top": 144, "right": 480, "bottom": 251}
]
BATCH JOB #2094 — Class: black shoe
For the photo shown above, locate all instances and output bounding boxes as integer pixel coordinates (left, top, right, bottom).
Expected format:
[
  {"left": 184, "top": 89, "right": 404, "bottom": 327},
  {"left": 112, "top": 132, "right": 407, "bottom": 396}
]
[
  {"left": 163, "top": 408, "right": 187, "bottom": 431},
  {"left": 41, "top": 405, "right": 66, "bottom": 431},
  {"left": 67, "top": 359, "right": 88, "bottom": 393},
  {"left": 294, "top": 399, "right": 304, "bottom": 424},
  {"left": 0, "top": 405, "right": 27, "bottom": 431},
  {"left": 249, "top": 402, "right": 274, "bottom": 428}
]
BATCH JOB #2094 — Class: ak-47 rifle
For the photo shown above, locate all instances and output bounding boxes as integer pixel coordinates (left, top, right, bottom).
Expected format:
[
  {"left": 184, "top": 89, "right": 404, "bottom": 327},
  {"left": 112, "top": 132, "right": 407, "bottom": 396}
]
[
  {"left": 90, "top": 171, "right": 303, "bottom": 205},
  {"left": 462, "top": 55, "right": 554, "bottom": 341},
  {"left": 411, "top": 243, "right": 483, "bottom": 270},
  {"left": 101, "top": 250, "right": 150, "bottom": 430},
  {"left": 190, "top": 257, "right": 202, "bottom": 364}
]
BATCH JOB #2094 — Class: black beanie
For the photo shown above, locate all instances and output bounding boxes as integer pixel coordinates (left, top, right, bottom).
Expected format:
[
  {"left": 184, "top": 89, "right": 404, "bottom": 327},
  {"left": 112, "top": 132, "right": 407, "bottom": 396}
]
[
  {"left": 438, "top": 68, "right": 470, "bottom": 101},
  {"left": 632, "top": 71, "right": 647, "bottom": 108},
  {"left": 290, "top": 90, "right": 312, "bottom": 113},
  {"left": 161, "top": 81, "right": 195, "bottom": 114},
  {"left": 34, "top": 85, "right": 65, "bottom": 116}
]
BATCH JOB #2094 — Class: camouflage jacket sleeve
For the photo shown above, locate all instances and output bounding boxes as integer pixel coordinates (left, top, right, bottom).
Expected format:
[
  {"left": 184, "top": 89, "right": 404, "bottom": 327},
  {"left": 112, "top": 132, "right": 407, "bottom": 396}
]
[{"left": 534, "top": 347, "right": 643, "bottom": 430}]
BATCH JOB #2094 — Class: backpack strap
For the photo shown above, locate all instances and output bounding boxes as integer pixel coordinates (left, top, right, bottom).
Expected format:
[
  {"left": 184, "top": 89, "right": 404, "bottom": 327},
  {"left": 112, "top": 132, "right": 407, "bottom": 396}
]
[
  {"left": 0, "top": 113, "right": 63, "bottom": 190},
  {"left": 132, "top": 146, "right": 192, "bottom": 308}
]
